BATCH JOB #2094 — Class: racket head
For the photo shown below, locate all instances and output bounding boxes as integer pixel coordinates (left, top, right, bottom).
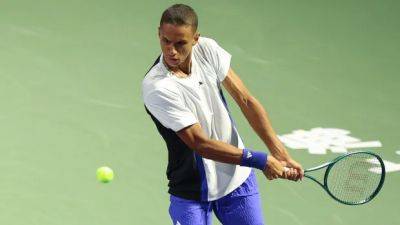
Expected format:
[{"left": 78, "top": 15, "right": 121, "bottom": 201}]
[{"left": 324, "top": 151, "right": 385, "bottom": 205}]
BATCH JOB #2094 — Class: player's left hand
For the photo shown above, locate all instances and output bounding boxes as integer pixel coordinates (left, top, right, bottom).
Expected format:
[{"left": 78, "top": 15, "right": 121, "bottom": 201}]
[{"left": 280, "top": 158, "right": 304, "bottom": 181}]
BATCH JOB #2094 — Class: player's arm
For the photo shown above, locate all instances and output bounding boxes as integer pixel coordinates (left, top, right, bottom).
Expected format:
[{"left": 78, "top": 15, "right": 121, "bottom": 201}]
[
  {"left": 222, "top": 68, "right": 303, "bottom": 180},
  {"left": 176, "top": 123, "right": 286, "bottom": 180}
]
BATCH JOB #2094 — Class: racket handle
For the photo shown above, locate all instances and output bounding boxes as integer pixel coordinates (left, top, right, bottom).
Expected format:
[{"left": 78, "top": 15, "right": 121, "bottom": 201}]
[
  {"left": 284, "top": 166, "right": 305, "bottom": 173},
  {"left": 283, "top": 166, "right": 305, "bottom": 177}
]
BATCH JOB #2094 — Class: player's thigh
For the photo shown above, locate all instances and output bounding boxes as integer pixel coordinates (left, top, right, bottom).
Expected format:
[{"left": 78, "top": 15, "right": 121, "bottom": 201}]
[
  {"left": 213, "top": 193, "right": 264, "bottom": 225},
  {"left": 169, "top": 195, "right": 213, "bottom": 225}
]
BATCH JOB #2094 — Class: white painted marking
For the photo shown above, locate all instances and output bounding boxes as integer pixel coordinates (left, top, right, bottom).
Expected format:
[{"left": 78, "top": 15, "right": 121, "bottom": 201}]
[
  {"left": 279, "top": 128, "right": 382, "bottom": 155},
  {"left": 329, "top": 146, "right": 347, "bottom": 153},
  {"left": 344, "top": 141, "right": 382, "bottom": 149},
  {"left": 367, "top": 158, "right": 400, "bottom": 174},
  {"left": 396, "top": 150, "right": 400, "bottom": 155}
]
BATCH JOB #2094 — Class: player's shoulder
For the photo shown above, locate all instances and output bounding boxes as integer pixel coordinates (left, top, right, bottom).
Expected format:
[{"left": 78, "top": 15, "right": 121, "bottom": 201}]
[
  {"left": 198, "top": 36, "right": 218, "bottom": 46},
  {"left": 194, "top": 37, "right": 227, "bottom": 64},
  {"left": 195, "top": 36, "right": 219, "bottom": 52},
  {"left": 142, "top": 62, "right": 179, "bottom": 102}
]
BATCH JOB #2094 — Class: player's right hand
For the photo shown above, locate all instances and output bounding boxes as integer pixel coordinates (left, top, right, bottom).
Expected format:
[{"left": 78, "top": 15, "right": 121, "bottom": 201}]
[{"left": 263, "top": 155, "right": 285, "bottom": 180}]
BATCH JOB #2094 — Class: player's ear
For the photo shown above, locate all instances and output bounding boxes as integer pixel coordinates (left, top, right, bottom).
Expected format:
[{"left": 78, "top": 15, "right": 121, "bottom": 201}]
[
  {"left": 193, "top": 32, "right": 200, "bottom": 45},
  {"left": 158, "top": 27, "right": 161, "bottom": 37}
]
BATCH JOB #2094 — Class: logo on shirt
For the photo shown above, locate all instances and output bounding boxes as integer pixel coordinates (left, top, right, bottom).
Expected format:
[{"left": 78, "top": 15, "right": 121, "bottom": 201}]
[
  {"left": 199, "top": 81, "right": 203, "bottom": 85},
  {"left": 247, "top": 151, "right": 252, "bottom": 159}
]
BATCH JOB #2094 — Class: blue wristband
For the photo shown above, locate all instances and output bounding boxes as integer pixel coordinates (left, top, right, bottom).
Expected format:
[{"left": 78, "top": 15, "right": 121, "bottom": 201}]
[{"left": 240, "top": 148, "right": 268, "bottom": 170}]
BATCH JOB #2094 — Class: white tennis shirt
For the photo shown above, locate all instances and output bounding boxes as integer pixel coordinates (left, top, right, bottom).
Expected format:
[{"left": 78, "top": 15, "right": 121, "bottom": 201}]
[{"left": 142, "top": 37, "right": 251, "bottom": 201}]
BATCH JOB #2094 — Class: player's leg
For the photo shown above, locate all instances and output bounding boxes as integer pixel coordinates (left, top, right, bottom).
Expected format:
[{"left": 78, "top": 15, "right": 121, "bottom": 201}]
[
  {"left": 213, "top": 193, "right": 265, "bottom": 225},
  {"left": 169, "top": 195, "right": 213, "bottom": 225}
]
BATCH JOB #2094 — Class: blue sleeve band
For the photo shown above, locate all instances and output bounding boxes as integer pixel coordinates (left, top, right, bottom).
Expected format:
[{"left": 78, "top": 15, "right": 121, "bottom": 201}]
[{"left": 240, "top": 148, "right": 268, "bottom": 170}]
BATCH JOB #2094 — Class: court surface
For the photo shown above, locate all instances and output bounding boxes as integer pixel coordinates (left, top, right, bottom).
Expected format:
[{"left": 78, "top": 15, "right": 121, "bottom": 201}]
[{"left": 0, "top": 0, "right": 399, "bottom": 224}]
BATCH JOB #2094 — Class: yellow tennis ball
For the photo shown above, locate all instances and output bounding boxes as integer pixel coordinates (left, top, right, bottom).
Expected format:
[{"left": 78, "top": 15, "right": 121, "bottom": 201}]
[{"left": 96, "top": 166, "right": 114, "bottom": 183}]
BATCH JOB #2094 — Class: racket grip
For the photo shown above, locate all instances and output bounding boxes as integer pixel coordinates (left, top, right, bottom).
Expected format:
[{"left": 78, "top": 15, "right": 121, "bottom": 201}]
[
  {"left": 284, "top": 166, "right": 305, "bottom": 173},
  {"left": 283, "top": 166, "right": 305, "bottom": 177},
  {"left": 282, "top": 166, "right": 304, "bottom": 181}
]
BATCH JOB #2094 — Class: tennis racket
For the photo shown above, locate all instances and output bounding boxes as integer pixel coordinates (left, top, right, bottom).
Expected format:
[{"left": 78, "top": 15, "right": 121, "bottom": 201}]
[{"left": 293, "top": 151, "right": 386, "bottom": 205}]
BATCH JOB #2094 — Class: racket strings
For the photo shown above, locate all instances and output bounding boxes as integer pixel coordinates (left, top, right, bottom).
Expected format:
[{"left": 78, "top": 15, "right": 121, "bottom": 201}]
[{"left": 326, "top": 153, "right": 383, "bottom": 204}]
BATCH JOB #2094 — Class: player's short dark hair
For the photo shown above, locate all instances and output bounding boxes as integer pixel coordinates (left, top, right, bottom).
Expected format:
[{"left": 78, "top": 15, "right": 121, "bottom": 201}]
[{"left": 160, "top": 4, "right": 198, "bottom": 32}]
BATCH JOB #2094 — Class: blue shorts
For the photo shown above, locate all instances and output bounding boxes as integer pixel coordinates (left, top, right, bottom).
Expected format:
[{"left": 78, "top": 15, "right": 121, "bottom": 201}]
[{"left": 169, "top": 171, "right": 265, "bottom": 225}]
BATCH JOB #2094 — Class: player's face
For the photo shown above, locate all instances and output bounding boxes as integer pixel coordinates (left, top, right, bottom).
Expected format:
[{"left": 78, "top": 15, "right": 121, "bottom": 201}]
[{"left": 159, "top": 23, "right": 199, "bottom": 69}]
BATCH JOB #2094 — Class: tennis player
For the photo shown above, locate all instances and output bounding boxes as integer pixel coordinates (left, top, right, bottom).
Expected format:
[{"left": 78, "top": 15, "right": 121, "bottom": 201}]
[{"left": 142, "top": 4, "right": 303, "bottom": 225}]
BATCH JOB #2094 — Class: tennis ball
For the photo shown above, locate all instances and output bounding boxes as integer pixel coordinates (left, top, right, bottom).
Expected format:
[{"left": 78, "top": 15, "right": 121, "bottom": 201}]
[{"left": 96, "top": 166, "right": 114, "bottom": 183}]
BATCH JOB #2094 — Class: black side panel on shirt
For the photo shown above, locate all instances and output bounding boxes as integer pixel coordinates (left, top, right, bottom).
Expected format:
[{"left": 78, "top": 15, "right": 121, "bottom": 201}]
[{"left": 144, "top": 56, "right": 202, "bottom": 201}]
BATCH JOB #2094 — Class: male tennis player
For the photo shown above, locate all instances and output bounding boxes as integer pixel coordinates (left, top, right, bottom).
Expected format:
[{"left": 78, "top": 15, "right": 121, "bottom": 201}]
[{"left": 142, "top": 4, "right": 303, "bottom": 225}]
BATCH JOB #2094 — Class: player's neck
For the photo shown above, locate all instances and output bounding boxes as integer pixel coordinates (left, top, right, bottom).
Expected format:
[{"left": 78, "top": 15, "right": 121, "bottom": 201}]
[
  {"left": 179, "top": 56, "right": 192, "bottom": 75},
  {"left": 164, "top": 55, "right": 192, "bottom": 78}
]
